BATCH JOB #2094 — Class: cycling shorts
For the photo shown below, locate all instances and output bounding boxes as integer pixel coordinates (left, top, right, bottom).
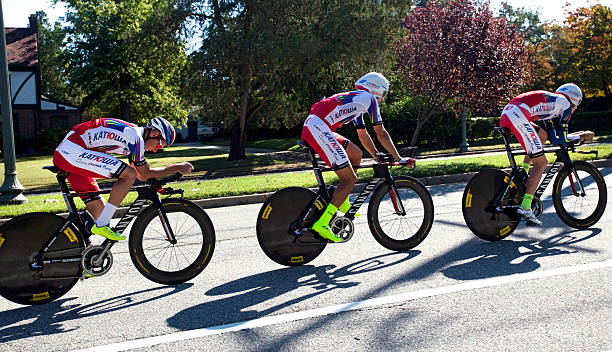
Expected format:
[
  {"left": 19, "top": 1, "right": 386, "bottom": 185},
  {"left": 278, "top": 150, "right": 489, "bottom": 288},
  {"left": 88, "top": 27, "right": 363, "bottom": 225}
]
[
  {"left": 53, "top": 131, "right": 128, "bottom": 194},
  {"left": 301, "top": 115, "right": 350, "bottom": 170},
  {"left": 499, "top": 103, "right": 545, "bottom": 158}
]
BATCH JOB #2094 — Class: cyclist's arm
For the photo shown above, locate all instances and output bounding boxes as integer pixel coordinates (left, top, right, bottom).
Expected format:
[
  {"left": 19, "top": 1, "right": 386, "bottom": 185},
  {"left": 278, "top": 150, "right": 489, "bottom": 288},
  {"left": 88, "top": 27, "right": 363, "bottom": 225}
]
[
  {"left": 356, "top": 128, "right": 379, "bottom": 158},
  {"left": 133, "top": 162, "right": 193, "bottom": 181},
  {"left": 373, "top": 124, "right": 401, "bottom": 161}
]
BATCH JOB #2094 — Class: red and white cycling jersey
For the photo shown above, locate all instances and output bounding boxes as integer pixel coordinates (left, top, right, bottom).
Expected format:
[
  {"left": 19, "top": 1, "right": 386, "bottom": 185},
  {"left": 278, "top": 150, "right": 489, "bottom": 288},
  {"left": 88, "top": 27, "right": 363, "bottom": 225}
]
[
  {"left": 53, "top": 118, "right": 146, "bottom": 194},
  {"left": 500, "top": 91, "right": 574, "bottom": 157},
  {"left": 302, "top": 90, "right": 381, "bottom": 170}
]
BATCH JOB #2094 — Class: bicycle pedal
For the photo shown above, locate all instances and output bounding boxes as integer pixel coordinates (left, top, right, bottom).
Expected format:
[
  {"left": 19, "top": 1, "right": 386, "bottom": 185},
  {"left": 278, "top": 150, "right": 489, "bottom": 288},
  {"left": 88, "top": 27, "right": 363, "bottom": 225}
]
[{"left": 526, "top": 220, "right": 540, "bottom": 226}]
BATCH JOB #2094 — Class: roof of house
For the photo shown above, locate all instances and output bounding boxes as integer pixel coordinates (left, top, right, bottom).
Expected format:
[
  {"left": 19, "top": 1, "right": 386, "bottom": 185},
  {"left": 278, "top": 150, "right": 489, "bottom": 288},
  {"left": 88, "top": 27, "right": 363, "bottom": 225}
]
[{"left": 5, "top": 27, "right": 39, "bottom": 69}]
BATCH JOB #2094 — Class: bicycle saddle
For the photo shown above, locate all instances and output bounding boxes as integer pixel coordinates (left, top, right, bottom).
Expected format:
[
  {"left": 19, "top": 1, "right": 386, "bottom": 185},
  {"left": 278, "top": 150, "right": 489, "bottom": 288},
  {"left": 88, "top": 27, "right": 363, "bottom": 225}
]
[{"left": 43, "top": 166, "right": 68, "bottom": 175}]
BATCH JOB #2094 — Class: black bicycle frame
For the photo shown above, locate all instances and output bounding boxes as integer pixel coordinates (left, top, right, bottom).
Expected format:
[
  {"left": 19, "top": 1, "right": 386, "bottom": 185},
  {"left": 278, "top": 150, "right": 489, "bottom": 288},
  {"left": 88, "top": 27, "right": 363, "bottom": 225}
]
[
  {"left": 497, "top": 128, "right": 588, "bottom": 206},
  {"left": 32, "top": 171, "right": 178, "bottom": 275},
  {"left": 292, "top": 144, "right": 405, "bottom": 232}
]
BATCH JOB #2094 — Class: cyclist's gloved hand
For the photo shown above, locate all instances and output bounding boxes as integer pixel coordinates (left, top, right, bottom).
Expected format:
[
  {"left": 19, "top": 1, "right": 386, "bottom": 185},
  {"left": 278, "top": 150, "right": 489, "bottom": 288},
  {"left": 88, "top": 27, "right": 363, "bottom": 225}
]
[{"left": 398, "top": 157, "right": 416, "bottom": 168}]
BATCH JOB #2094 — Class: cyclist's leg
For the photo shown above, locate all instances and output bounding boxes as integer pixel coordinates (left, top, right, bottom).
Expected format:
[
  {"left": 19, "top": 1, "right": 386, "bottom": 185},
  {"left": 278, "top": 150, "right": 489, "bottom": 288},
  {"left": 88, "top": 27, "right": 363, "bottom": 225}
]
[
  {"left": 500, "top": 105, "right": 544, "bottom": 224},
  {"left": 333, "top": 132, "right": 362, "bottom": 167},
  {"left": 332, "top": 133, "right": 362, "bottom": 215},
  {"left": 302, "top": 117, "right": 353, "bottom": 241},
  {"left": 522, "top": 123, "right": 548, "bottom": 173},
  {"left": 54, "top": 139, "right": 129, "bottom": 240}
]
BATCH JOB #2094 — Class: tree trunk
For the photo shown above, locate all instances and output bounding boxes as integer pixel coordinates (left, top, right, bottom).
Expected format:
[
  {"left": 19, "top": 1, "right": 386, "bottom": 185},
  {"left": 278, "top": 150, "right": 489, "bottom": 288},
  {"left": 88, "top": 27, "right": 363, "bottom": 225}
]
[
  {"left": 228, "top": 119, "right": 246, "bottom": 160},
  {"left": 410, "top": 110, "right": 434, "bottom": 147},
  {"left": 228, "top": 64, "right": 253, "bottom": 160}
]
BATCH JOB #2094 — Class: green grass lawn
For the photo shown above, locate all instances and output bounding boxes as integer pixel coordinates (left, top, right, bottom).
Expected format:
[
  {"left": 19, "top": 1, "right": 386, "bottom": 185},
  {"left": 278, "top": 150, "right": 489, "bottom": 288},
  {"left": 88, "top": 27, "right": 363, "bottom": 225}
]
[{"left": 1, "top": 143, "right": 609, "bottom": 219}]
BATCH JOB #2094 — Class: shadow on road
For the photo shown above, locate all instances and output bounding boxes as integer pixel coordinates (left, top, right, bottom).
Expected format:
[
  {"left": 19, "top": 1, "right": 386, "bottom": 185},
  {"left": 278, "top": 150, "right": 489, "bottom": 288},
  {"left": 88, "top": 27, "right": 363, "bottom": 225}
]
[
  {"left": 167, "top": 251, "right": 420, "bottom": 330},
  {"left": 0, "top": 284, "right": 192, "bottom": 344}
]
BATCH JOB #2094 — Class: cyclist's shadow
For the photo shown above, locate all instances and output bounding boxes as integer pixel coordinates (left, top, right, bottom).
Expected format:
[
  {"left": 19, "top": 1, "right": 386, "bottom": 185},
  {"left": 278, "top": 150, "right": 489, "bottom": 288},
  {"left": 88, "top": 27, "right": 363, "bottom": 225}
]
[
  {"left": 441, "top": 228, "right": 602, "bottom": 280},
  {"left": 0, "top": 284, "right": 192, "bottom": 344},
  {"left": 167, "top": 250, "right": 420, "bottom": 330}
]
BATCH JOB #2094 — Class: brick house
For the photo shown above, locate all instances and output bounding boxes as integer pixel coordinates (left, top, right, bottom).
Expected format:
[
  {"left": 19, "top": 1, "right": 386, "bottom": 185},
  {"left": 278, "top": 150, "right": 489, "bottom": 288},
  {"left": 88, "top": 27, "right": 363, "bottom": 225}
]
[{"left": 3, "top": 14, "right": 83, "bottom": 142}]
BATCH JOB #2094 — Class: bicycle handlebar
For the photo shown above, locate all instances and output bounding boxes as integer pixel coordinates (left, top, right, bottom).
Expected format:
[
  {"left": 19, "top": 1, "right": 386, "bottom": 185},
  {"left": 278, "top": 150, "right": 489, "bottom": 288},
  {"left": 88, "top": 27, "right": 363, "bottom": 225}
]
[{"left": 147, "top": 172, "right": 182, "bottom": 188}]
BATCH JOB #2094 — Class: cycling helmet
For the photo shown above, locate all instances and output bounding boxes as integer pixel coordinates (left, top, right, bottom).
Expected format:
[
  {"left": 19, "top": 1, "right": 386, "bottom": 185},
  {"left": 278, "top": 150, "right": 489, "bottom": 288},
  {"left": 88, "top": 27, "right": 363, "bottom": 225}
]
[
  {"left": 355, "top": 72, "right": 389, "bottom": 99},
  {"left": 149, "top": 116, "right": 176, "bottom": 146},
  {"left": 555, "top": 83, "right": 582, "bottom": 106}
]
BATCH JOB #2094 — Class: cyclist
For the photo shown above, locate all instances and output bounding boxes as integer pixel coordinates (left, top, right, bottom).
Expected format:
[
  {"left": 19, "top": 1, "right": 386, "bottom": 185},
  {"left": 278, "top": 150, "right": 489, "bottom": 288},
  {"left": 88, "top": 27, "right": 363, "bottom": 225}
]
[
  {"left": 499, "top": 83, "right": 593, "bottom": 225},
  {"left": 301, "top": 72, "right": 415, "bottom": 242},
  {"left": 53, "top": 116, "right": 194, "bottom": 240}
]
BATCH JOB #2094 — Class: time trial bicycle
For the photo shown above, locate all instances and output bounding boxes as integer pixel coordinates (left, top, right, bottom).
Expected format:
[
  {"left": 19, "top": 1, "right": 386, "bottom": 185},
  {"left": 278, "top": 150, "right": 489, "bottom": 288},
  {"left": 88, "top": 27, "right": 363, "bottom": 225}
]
[
  {"left": 462, "top": 126, "right": 607, "bottom": 241},
  {"left": 0, "top": 166, "right": 215, "bottom": 305},
  {"left": 256, "top": 141, "right": 434, "bottom": 266}
]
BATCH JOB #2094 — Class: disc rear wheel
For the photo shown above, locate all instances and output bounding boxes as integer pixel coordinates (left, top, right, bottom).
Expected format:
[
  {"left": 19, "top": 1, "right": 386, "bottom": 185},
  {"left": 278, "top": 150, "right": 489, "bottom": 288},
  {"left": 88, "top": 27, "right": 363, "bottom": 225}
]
[
  {"left": 0, "top": 213, "right": 84, "bottom": 305},
  {"left": 462, "top": 169, "right": 523, "bottom": 241},
  {"left": 256, "top": 187, "right": 327, "bottom": 266}
]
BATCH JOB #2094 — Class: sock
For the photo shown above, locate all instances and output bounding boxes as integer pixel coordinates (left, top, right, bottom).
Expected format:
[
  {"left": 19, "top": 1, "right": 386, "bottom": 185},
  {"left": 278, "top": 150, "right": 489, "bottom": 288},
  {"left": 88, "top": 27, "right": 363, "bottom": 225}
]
[
  {"left": 522, "top": 162, "right": 530, "bottom": 173},
  {"left": 338, "top": 196, "right": 351, "bottom": 214},
  {"left": 96, "top": 203, "right": 117, "bottom": 227},
  {"left": 521, "top": 193, "right": 534, "bottom": 211},
  {"left": 315, "top": 203, "right": 338, "bottom": 227}
]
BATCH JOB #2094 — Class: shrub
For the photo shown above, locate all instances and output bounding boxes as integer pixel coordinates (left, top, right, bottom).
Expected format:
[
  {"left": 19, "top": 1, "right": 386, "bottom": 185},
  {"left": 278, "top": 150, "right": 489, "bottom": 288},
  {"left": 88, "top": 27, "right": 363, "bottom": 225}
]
[{"left": 35, "top": 128, "right": 69, "bottom": 154}]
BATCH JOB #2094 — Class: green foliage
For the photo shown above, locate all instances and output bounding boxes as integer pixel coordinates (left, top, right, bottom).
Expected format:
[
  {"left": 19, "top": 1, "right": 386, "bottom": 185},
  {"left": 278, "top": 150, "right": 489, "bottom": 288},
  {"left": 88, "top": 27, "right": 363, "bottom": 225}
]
[
  {"left": 35, "top": 128, "right": 70, "bottom": 154},
  {"left": 571, "top": 111, "right": 612, "bottom": 133},
  {"left": 61, "top": 0, "right": 188, "bottom": 124}
]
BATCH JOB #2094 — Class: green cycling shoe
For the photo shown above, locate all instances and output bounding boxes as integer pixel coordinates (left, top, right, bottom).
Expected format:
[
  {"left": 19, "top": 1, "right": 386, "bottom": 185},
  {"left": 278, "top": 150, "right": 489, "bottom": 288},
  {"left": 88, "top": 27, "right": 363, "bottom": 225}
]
[
  {"left": 312, "top": 222, "right": 342, "bottom": 242},
  {"left": 90, "top": 224, "right": 126, "bottom": 241}
]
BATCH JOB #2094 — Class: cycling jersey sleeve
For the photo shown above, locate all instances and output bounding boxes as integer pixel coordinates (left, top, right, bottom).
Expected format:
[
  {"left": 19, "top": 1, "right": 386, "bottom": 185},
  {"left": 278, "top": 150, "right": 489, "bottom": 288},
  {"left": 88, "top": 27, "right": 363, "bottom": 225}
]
[
  {"left": 128, "top": 131, "right": 146, "bottom": 166},
  {"left": 352, "top": 114, "right": 366, "bottom": 129},
  {"left": 368, "top": 96, "right": 383, "bottom": 126}
]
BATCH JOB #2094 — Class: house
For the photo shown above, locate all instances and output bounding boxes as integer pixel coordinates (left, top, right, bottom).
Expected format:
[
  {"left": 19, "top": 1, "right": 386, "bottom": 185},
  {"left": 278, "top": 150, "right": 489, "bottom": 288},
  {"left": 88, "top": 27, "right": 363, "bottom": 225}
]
[{"left": 2, "top": 14, "right": 83, "bottom": 142}]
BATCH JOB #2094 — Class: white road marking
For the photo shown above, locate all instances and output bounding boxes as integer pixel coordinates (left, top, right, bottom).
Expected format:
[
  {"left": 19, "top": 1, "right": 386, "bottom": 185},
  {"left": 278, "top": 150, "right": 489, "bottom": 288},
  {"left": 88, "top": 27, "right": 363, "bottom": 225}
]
[{"left": 74, "top": 259, "right": 612, "bottom": 352}]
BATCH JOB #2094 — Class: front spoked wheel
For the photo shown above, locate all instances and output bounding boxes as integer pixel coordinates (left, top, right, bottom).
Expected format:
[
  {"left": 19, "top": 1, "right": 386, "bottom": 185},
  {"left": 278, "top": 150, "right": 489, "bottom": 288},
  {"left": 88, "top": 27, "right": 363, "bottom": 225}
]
[
  {"left": 0, "top": 213, "right": 84, "bottom": 305},
  {"left": 462, "top": 169, "right": 524, "bottom": 241},
  {"left": 256, "top": 187, "right": 327, "bottom": 266},
  {"left": 552, "top": 161, "right": 607, "bottom": 229},
  {"left": 129, "top": 199, "right": 215, "bottom": 285},
  {"left": 367, "top": 176, "right": 434, "bottom": 251}
]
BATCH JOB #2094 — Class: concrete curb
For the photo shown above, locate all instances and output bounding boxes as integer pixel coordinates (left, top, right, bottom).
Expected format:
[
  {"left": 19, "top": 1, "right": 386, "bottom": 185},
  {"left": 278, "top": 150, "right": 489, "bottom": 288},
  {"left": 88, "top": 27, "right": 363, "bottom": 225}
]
[{"left": 1, "top": 159, "right": 611, "bottom": 227}]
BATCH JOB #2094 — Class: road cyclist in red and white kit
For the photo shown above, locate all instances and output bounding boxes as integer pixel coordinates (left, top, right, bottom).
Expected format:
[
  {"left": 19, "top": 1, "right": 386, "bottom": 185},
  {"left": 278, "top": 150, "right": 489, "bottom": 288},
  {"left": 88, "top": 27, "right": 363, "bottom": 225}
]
[
  {"left": 53, "top": 116, "right": 194, "bottom": 241},
  {"left": 301, "top": 72, "right": 415, "bottom": 242},
  {"left": 499, "top": 83, "right": 594, "bottom": 225}
]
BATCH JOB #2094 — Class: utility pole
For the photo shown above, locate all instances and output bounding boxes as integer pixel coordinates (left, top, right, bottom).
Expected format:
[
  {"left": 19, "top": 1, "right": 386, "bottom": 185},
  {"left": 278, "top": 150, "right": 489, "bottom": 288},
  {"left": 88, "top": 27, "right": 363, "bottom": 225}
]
[
  {"left": 0, "top": 0, "right": 27, "bottom": 204},
  {"left": 459, "top": 109, "right": 470, "bottom": 152}
]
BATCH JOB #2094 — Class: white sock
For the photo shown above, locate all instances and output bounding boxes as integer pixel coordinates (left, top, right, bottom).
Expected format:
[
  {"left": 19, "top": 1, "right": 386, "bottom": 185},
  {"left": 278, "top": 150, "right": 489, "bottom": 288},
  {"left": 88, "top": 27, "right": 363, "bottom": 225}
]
[{"left": 95, "top": 203, "right": 117, "bottom": 227}]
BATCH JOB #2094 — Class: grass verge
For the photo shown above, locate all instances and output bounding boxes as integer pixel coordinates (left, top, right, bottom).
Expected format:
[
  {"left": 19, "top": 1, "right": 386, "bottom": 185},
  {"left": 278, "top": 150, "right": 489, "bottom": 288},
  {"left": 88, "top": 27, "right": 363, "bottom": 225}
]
[{"left": 1, "top": 144, "right": 609, "bottom": 219}]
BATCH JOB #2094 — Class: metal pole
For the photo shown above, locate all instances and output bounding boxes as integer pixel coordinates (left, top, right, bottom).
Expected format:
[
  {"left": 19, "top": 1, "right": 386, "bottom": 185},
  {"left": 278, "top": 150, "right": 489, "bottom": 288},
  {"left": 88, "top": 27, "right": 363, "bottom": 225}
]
[
  {"left": 459, "top": 109, "right": 470, "bottom": 152},
  {"left": 0, "top": 0, "right": 27, "bottom": 204}
]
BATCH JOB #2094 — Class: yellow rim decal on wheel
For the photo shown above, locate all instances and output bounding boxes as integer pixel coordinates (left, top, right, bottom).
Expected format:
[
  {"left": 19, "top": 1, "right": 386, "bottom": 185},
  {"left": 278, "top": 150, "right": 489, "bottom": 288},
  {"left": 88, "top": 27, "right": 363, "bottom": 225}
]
[
  {"left": 64, "top": 228, "right": 78, "bottom": 243},
  {"left": 465, "top": 190, "right": 472, "bottom": 208},
  {"left": 262, "top": 204, "right": 272, "bottom": 219},
  {"left": 32, "top": 292, "right": 50, "bottom": 301},
  {"left": 315, "top": 200, "right": 324, "bottom": 211},
  {"left": 290, "top": 256, "right": 304, "bottom": 263},
  {"left": 0, "top": 234, "right": 4, "bottom": 248},
  {"left": 500, "top": 225, "right": 511, "bottom": 237}
]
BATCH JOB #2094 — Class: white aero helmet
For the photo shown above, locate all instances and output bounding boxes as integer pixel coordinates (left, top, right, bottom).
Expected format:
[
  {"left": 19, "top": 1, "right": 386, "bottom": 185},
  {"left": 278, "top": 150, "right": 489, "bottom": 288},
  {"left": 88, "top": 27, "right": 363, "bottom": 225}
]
[
  {"left": 355, "top": 72, "right": 389, "bottom": 99},
  {"left": 149, "top": 116, "right": 176, "bottom": 146},
  {"left": 555, "top": 83, "right": 582, "bottom": 106}
]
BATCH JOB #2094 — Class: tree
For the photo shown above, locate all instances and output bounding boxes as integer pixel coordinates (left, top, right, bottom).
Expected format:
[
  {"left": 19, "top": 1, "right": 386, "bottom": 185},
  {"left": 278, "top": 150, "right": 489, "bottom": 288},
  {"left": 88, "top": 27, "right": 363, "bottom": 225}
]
[
  {"left": 497, "top": 2, "right": 551, "bottom": 90},
  {"left": 59, "top": 0, "right": 189, "bottom": 124},
  {"left": 36, "top": 11, "right": 82, "bottom": 105},
  {"left": 393, "top": 0, "right": 528, "bottom": 146},
  {"left": 548, "top": 4, "right": 611, "bottom": 107},
  {"left": 186, "top": 0, "right": 387, "bottom": 160}
]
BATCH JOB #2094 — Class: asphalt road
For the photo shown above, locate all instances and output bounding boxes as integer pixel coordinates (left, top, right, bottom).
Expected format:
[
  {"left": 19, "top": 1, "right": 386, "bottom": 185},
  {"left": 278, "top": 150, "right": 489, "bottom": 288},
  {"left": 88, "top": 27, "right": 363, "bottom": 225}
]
[{"left": 1, "top": 169, "right": 611, "bottom": 352}]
